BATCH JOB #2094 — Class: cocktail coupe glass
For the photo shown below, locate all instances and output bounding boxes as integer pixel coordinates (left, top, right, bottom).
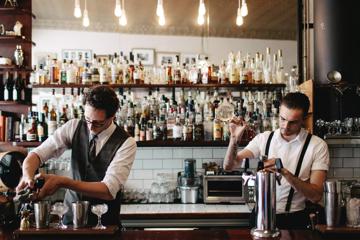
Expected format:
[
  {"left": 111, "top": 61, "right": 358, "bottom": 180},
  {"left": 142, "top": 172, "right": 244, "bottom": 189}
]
[
  {"left": 91, "top": 203, "right": 108, "bottom": 229},
  {"left": 51, "top": 202, "right": 69, "bottom": 229}
]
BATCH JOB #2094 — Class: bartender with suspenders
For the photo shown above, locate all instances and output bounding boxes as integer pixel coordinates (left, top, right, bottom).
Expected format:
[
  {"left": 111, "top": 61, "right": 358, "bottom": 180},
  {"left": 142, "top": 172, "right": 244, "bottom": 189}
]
[{"left": 223, "top": 92, "right": 330, "bottom": 229}]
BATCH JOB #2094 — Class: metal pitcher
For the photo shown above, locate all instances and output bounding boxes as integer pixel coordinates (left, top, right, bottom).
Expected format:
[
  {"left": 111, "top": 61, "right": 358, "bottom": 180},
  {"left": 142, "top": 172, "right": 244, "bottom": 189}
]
[{"left": 243, "top": 157, "right": 283, "bottom": 238}]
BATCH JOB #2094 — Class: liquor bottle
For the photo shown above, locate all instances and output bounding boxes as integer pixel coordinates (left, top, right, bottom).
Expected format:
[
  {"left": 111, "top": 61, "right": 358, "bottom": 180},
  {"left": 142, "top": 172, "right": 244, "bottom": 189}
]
[
  {"left": 146, "top": 120, "right": 153, "bottom": 141},
  {"left": 99, "top": 58, "right": 109, "bottom": 84},
  {"left": 227, "top": 52, "right": 238, "bottom": 84},
  {"left": 172, "top": 116, "right": 183, "bottom": 141},
  {"left": 0, "top": 73, "right": 5, "bottom": 101},
  {"left": 91, "top": 55, "right": 100, "bottom": 84},
  {"left": 194, "top": 111, "right": 204, "bottom": 141},
  {"left": 134, "top": 121, "right": 140, "bottom": 141},
  {"left": 60, "top": 59, "right": 67, "bottom": 84},
  {"left": 37, "top": 64, "right": 47, "bottom": 85},
  {"left": 276, "top": 49, "right": 285, "bottom": 84},
  {"left": 165, "top": 59, "right": 172, "bottom": 84},
  {"left": 263, "top": 47, "right": 272, "bottom": 84},
  {"left": 203, "top": 116, "right": 213, "bottom": 141},
  {"left": 49, "top": 59, "right": 59, "bottom": 84},
  {"left": 4, "top": 72, "right": 14, "bottom": 101},
  {"left": 125, "top": 116, "right": 135, "bottom": 137},
  {"left": 213, "top": 118, "right": 222, "bottom": 141},
  {"left": 218, "top": 60, "right": 227, "bottom": 84},
  {"left": 253, "top": 52, "right": 263, "bottom": 84},
  {"left": 13, "top": 72, "right": 23, "bottom": 102},
  {"left": 66, "top": 60, "right": 77, "bottom": 84},
  {"left": 19, "top": 114, "right": 26, "bottom": 141},
  {"left": 139, "top": 115, "right": 146, "bottom": 141},
  {"left": 183, "top": 118, "right": 193, "bottom": 141},
  {"left": 173, "top": 56, "right": 181, "bottom": 84},
  {"left": 37, "top": 112, "right": 48, "bottom": 142},
  {"left": 48, "top": 106, "right": 58, "bottom": 136},
  {"left": 26, "top": 113, "right": 37, "bottom": 142},
  {"left": 59, "top": 106, "right": 69, "bottom": 127},
  {"left": 240, "top": 60, "right": 248, "bottom": 84}
]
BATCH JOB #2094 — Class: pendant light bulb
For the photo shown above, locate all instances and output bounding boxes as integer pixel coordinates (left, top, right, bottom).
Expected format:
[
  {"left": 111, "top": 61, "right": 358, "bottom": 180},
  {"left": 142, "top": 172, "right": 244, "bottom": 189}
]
[
  {"left": 82, "top": 9, "right": 90, "bottom": 27},
  {"left": 241, "top": 0, "right": 248, "bottom": 17},
  {"left": 119, "top": 9, "right": 127, "bottom": 26},
  {"left": 114, "top": 0, "right": 122, "bottom": 17},
  {"left": 199, "top": 0, "right": 206, "bottom": 16},
  {"left": 74, "top": 0, "right": 82, "bottom": 18},
  {"left": 159, "top": 15, "right": 165, "bottom": 26},
  {"left": 156, "top": 0, "right": 164, "bottom": 17},
  {"left": 236, "top": 8, "right": 243, "bottom": 26},
  {"left": 197, "top": 14, "right": 205, "bottom": 25}
]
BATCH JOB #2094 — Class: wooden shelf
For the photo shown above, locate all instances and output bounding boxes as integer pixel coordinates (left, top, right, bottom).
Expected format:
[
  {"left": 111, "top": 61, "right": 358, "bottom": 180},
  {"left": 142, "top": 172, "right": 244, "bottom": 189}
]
[
  {"left": 0, "top": 65, "right": 33, "bottom": 72},
  {"left": 31, "top": 83, "right": 286, "bottom": 90},
  {"left": 0, "top": 101, "right": 34, "bottom": 114},
  {"left": 10, "top": 140, "right": 248, "bottom": 148},
  {"left": 0, "top": 35, "right": 36, "bottom": 46},
  {"left": 10, "top": 141, "right": 42, "bottom": 148},
  {"left": 0, "top": 7, "right": 36, "bottom": 18}
]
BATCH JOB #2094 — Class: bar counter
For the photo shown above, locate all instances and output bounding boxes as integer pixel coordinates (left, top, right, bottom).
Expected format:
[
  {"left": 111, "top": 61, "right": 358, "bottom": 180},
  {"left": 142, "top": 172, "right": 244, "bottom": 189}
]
[{"left": 0, "top": 228, "right": 338, "bottom": 240}]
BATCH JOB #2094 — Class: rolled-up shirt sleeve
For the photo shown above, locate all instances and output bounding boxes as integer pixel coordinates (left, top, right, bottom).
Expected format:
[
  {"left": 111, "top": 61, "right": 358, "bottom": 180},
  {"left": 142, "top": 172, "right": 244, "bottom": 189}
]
[
  {"left": 311, "top": 139, "right": 330, "bottom": 171},
  {"left": 102, "top": 137, "right": 137, "bottom": 199},
  {"left": 30, "top": 119, "right": 79, "bottom": 164}
]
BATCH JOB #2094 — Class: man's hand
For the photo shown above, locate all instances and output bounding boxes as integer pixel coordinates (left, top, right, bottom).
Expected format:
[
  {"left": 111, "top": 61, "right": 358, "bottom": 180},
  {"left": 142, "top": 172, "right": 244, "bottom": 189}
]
[
  {"left": 229, "top": 116, "right": 248, "bottom": 143},
  {"left": 16, "top": 175, "right": 35, "bottom": 193},
  {"left": 34, "top": 173, "right": 65, "bottom": 199}
]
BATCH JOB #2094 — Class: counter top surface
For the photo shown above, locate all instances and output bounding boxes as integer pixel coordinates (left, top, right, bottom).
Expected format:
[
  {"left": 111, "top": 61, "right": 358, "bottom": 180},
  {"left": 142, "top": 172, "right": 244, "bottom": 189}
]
[
  {"left": 3, "top": 228, "right": 332, "bottom": 240},
  {"left": 121, "top": 204, "right": 250, "bottom": 214}
]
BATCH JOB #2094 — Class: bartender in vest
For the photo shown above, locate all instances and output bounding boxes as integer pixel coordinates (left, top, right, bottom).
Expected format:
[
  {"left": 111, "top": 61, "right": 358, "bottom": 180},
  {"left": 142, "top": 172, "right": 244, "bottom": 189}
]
[
  {"left": 224, "top": 92, "right": 329, "bottom": 229},
  {"left": 16, "top": 86, "right": 137, "bottom": 226}
]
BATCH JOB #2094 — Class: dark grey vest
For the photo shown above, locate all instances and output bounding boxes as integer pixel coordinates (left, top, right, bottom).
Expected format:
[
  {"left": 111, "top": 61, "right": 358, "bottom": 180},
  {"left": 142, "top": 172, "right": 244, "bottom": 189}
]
[{"left": 63, "top": 119, "right": 130, "bottom": 226}]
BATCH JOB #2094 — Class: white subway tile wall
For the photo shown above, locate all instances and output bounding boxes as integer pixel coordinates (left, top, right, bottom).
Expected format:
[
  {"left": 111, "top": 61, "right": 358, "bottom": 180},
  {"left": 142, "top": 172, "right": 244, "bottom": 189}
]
[
  {"left": 38, "top": 144, "right": 359, "bottom": 191},
  {"left": 124, "top": 145, "right": 360, "bottom": 189}
]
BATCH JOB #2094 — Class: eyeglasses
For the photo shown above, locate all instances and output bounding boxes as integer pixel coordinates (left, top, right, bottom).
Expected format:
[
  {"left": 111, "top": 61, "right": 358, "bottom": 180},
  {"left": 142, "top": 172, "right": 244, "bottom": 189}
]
[{"left": 84, "top": 117, "right": 109, "bottom": 128}]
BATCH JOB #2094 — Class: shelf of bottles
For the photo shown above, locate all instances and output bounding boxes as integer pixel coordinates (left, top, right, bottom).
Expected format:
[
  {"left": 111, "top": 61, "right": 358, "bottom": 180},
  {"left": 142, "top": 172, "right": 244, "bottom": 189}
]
[
  {"left": 10, "top": 140, "right": 250, "bottom": 148},
  {"left": 18, "top": 48, "right": 291, "bottom": 147},
  {"left": 31, "top": 82, "right": 285, "bottom": 90}
]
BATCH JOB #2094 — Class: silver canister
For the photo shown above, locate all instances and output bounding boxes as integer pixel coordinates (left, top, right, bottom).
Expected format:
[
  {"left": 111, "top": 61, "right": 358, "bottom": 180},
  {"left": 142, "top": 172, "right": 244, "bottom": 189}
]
[
  {"left": 34, "top": 201, "right": 50, "bottom": 229},
  {"left": 179, "top": 186, "right": 199, "bottom": 203},
  {"left": 251, "top": 170, "right": 280, "bottom": 238},
  {"left": 324, "top": 181, "right": 341, "bottom": 227},
  {"left": 72, "top": 201, "right": 89, "bottom": 229}
]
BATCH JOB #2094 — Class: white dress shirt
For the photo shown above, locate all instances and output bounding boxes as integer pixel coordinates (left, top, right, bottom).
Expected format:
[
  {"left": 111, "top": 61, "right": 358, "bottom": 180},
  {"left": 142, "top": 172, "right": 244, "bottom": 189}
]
[
  {"left": 245, "top": 128, "right": 330, "bottom": 213},
  {"left": 31, "top": 119, "right": 137, "bottom": 199}
]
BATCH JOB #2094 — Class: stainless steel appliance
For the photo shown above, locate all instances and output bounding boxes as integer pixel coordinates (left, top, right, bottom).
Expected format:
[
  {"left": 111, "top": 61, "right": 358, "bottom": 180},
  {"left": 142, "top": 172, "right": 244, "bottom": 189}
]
[
  {"left": 243, "top": 158, "right": 283, "bottom": 238},
  {"left": 203, "top": 173, "right": 245, "bottom": 204},
  {"left": 203, "top": 159, "right": 255, "bottom": 204}
]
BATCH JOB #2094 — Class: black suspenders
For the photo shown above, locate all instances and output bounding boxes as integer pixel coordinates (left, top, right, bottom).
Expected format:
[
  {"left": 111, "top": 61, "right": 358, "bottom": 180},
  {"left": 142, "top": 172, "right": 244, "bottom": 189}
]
[{"left": 265, "top": 131, "right": 312, "bottom": 212}]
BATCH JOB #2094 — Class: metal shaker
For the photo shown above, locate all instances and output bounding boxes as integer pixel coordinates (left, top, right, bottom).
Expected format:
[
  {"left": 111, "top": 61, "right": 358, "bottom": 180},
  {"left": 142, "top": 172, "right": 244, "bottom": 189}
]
[
  {"left": 324, "top": 181, "right": 341, "bottom": 227},
  {"left": 34, "top": 201, "right": 50, "bottom": 229},
  {"left": 72, "top": 201, "right": 90, "bottom": 229}
]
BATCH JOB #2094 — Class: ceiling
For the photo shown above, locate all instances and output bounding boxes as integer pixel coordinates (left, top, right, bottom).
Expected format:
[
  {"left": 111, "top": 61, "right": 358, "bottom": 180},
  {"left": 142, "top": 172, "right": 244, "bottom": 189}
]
[{"left": 32, "top": 0, "right": 297, "bottom": 40}]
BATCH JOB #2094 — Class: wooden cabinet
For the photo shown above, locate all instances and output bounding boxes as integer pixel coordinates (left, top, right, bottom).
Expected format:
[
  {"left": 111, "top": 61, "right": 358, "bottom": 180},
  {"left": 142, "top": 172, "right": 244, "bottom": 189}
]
[{"left": 0, "top": 0, "right": 34, "bottom": 142}]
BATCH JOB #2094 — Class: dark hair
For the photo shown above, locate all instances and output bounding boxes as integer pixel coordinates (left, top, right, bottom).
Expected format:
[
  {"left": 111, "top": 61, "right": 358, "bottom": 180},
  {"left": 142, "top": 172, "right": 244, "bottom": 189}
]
[
  {"left": 280, "top": 92, "right": 310, "bottom": 118},
  {"left": 83, "top": 86, "right": 119, "bottom": 118}
]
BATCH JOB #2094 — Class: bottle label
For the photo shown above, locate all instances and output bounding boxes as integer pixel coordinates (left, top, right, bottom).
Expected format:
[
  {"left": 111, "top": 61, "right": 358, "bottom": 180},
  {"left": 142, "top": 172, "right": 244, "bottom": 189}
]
[{"left": 26, "top": 133, "right": 37, "bottom": 142}]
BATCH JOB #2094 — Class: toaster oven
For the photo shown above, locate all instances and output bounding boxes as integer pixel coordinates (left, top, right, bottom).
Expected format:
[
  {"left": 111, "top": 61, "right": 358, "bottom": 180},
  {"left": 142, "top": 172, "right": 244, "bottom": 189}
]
[{"left": 203, "top": 175, "right": 246, "bottom": 203}]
